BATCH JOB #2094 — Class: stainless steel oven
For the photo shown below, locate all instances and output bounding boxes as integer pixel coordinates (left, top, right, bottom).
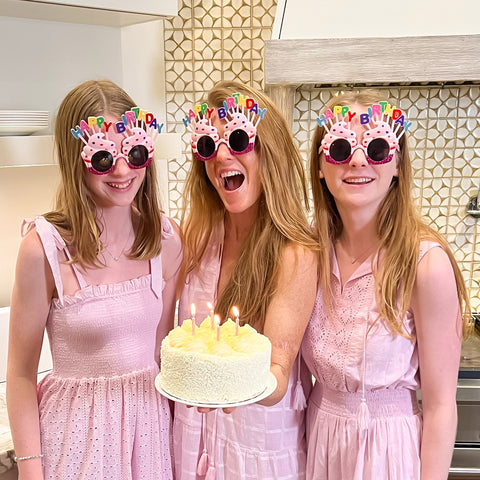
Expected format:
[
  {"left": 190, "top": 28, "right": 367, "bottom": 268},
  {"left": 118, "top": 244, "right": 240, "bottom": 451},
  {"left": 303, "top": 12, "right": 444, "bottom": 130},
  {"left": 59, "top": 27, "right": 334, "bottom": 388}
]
[
  {"left": 451, "top": 379, "right": 480, "bottom": 476},
  {"left": 451, "top": 314, "right": 480, "bottom": 477}
]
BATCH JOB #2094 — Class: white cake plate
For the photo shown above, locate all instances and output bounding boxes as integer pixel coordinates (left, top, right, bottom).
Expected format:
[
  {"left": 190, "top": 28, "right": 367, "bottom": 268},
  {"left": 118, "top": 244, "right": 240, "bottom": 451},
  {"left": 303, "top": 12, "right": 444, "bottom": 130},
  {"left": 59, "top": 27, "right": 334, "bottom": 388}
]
[{"left": 155, "top": 372, "right": 277, "bottom": 408}]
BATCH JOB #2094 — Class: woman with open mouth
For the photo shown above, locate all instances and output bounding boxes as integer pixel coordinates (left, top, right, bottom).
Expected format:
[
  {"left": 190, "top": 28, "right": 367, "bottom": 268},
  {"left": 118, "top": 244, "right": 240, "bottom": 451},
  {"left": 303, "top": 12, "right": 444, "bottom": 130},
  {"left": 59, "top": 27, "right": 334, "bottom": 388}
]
[{"left": 173, "top": 80, "right": 319, "bottom": 480}]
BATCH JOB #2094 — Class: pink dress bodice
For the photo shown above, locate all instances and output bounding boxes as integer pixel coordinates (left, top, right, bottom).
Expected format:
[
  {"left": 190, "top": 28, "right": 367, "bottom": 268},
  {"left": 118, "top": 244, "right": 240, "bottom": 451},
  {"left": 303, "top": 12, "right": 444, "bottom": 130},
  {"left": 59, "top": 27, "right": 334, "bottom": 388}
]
[
  {"left": 173, "top": 222, "right": 309, "bottom": 480},
  {"left": 31, "top": 216, "right": 179, "bottom": 479},
  {"left": 301, "top": 241, "right": 440, "bottom": 480}
]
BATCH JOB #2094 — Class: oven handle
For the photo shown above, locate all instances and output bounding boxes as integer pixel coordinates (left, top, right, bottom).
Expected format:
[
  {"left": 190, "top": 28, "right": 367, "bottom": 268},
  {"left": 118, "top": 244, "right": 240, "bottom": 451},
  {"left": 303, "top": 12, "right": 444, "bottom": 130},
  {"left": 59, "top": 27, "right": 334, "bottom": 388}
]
[{"left": 449, "top": 467, "right": 480, "bottom": 474}]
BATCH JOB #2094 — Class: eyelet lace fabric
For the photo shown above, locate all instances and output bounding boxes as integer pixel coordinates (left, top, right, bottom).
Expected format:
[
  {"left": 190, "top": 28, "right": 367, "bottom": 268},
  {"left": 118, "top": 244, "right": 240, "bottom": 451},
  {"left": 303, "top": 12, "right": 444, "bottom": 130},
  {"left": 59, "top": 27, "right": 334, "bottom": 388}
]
[
  {"left": 29, "top": 216, "right": 174, "bottom": 479},
  {"left": 300, "top": 242, "right": 441, "bottom": 480},
  {"left": 309, "top": 272, "right": 375, "bottom": 392}
]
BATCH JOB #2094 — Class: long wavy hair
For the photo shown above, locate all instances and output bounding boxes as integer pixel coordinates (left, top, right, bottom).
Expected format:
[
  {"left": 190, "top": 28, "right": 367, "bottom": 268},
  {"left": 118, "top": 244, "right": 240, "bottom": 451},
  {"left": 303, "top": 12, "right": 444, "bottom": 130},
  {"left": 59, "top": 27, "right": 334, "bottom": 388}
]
[
  {"left": 44, "top": 79, "right": 163, "bottom": 268},
  {"left": 310, "top": 89, "right": 471, "bottom": 337},
  {"left": 181, "top": 81, "right": 319, "bottom": 332}
]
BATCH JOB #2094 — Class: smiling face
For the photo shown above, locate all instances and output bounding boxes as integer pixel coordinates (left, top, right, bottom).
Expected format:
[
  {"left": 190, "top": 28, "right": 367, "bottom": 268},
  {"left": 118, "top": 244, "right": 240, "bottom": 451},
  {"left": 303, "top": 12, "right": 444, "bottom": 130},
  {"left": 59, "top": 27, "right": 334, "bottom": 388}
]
[
  {"left": 204, "top": 113, "right": 263, "bottom": 217},
  {"left": 84, "top": 115, "right": 146, "bottom": 209},
  {"left": 319, "top": 103, "right": 399, "bottom": 215}
]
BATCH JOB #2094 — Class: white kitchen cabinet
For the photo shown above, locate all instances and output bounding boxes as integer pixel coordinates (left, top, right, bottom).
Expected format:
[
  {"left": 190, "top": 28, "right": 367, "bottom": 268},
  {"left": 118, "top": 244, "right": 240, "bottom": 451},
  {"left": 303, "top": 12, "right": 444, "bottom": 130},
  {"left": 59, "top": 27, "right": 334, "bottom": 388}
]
[
  {"left": 0, "top": 132, "right": 181, "bottom": 167},
  {"left": 0, "top": 0, "right": 177, "bottom": 26},
  {"left": 0, "top": 135, "right": 57, "bottom": 167}
]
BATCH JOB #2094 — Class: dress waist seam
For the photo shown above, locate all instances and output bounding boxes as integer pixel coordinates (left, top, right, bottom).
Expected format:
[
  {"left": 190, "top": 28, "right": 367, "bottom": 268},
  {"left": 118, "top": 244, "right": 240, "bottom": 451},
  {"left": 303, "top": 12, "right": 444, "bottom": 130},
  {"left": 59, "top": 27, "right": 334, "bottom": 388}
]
[
  {"left": 310, "top": 383, "right": 420, "bottom": 417},
  {"left": 43, "top": 364, "right": 159, "bottom": 383}
]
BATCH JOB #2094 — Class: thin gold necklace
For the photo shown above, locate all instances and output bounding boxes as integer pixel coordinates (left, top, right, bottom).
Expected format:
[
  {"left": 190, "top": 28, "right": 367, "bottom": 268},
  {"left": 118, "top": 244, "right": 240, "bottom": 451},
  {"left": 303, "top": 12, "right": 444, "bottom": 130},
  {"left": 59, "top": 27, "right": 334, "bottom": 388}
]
[
  {"left": 103, "top": 236, "right": 132, "bottom": 262},
  {"left": 337, "top": 240, "right": 378, "bottom": 265}
]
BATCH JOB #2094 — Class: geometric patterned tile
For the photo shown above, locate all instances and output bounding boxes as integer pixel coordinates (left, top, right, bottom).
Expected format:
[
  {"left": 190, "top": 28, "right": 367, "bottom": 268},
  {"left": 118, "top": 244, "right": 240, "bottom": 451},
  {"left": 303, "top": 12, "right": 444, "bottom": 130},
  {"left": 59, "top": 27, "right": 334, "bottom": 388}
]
[
  {"left": 163, "top": 0, "right": 279, "bottom": 226},
  {"left": 294, "top": 85, "right": 480, "bottom": 306},
  {"left": 163, "top": 1, "right": 480, "bottom": 306}
]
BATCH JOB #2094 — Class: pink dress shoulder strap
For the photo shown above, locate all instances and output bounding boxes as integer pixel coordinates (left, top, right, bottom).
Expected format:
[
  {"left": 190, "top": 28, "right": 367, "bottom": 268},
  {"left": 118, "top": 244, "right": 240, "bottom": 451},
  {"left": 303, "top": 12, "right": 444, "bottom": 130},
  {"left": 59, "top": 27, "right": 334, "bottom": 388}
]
[
  {"left": 21, "top": 216, "right": 87, "bottom": 305},
  {"left": 419, "top": 240, "right": 441, "bottom": 260}
]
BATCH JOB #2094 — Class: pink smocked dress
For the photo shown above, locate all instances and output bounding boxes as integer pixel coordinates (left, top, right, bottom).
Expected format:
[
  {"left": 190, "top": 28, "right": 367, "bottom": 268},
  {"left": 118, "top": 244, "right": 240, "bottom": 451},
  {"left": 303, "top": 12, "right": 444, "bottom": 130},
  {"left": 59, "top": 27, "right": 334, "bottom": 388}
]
[
  {"left": 30, "top": 216, "right": 177, "bottom": 479},
  {"left": 173, "top": 222, "right": 309, "bottom": 480},
  {"left": 301, "top": 241, "right": 440, "bottom": 480}
]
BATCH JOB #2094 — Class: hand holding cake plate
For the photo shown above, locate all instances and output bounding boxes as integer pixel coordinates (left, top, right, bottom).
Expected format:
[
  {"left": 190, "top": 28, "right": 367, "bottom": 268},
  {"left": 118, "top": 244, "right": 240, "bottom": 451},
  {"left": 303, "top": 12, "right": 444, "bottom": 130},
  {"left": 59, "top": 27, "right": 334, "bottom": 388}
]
[
  {"left": 157, "top": 314, "right": 275, "bottom": 409},
  {"left": 155, "top": 371, "right": 277, "bottom": 409}
]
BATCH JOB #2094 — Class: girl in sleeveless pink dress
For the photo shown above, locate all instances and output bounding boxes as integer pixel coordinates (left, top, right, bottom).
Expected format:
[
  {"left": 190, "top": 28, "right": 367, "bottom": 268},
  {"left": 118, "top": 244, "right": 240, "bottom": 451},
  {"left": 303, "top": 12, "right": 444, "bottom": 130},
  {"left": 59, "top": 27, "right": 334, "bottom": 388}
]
[
  {"left": 7, "top": 80, "right": 182, "bottom": 480},
  {"left": 305, "top": 90, "right": 470, "bottom": 480},
  {"left": 173, "top": 81, "right": 318, "bottom": 479}
]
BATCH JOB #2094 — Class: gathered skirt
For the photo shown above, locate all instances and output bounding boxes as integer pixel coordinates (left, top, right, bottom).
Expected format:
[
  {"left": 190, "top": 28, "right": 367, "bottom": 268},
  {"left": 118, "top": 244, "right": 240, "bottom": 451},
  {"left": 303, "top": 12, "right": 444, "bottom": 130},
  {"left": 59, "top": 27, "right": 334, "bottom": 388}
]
[
  {"left": 38, "top": 366, "right": 173, "bottom": 479},
  {"left": 306, "top": 385, "right": 422, "bottom": 480}
]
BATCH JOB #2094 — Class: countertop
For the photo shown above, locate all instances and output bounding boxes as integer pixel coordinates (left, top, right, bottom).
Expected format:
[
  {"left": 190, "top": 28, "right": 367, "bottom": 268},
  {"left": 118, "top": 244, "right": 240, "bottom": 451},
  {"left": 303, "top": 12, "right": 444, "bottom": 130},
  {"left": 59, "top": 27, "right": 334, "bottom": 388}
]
[
  {"left": 0, "top": 383, "right": 14, "bottom": 474},
  {"left": 460, "top": 331, "right": 480, "bottom": 374}
]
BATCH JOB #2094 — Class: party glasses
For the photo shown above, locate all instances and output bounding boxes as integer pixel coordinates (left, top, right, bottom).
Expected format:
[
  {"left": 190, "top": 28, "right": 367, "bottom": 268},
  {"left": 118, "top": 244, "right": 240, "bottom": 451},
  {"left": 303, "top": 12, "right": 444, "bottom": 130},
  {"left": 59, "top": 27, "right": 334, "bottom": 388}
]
[
  {"left": 325, "top": 136, "right": 393, "bottom": 165},
  {"left": 189, "top": 100, "right": 265, "bottom": 161},
  {"left": 193, "top": 122, "right": 254, "bottom": 161},
  {"left": 80, "top": 127, "right": 154, "bottom": 175},
  {"left": 320, "top": 117, "right": 402, "bottom": 166},
  {"left": 71, "top": 108, "right": 161, "bottom": 175}
]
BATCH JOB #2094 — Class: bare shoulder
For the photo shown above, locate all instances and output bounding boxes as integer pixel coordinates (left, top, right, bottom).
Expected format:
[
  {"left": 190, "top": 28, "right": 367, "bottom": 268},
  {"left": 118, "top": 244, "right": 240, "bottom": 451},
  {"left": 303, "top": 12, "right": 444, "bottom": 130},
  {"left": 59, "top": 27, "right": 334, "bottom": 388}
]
[
  {"left": 17, "top": 225, "right": 46, "bottom": 267},
  {"left": 274, "top": 243, "right": 318, "bottom": 297},
  {"left": 12, "top": 225, "right": 55, "bottom": 315},
  {"left": 416, "top": 244, "right": 455, "bottom": 289},
  {"left": 412, "top": 244, "right": 459, "bottom": 326},
  {"left": 280, "top": 242, "right": 318, "bottom": 274}
]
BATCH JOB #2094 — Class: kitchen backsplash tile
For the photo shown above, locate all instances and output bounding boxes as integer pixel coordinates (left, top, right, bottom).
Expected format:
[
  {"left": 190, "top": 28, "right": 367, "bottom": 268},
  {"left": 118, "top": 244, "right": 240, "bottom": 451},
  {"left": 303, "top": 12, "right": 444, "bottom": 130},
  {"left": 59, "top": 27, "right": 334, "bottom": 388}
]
[
  {"left": 162, "top": 0, "right": 479, "bottom": 310},
  {"left": 292, "top": 86, "right": 480, "bottom": 310}
]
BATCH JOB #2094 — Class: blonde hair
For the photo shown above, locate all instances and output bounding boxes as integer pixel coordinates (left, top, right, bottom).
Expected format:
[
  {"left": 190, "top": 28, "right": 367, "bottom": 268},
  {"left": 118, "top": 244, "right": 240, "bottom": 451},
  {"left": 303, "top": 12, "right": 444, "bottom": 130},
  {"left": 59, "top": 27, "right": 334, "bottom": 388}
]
[
  {"left": 45, "top": 79, "right": 163, "bottom": 268},
  {"left": 181, "top": 81, "right": 318, "bottom": 332},
  {"left": 310, "top": 89, "right": 471, "bottom": 337}
]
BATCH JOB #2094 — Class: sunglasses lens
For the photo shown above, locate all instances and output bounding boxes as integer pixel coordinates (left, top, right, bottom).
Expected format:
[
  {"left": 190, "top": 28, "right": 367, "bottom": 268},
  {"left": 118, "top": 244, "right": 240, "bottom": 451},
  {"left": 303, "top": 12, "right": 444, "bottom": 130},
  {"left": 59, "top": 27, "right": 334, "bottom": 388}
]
[
  {"left": 329, "top": 138, "right": 352, "bottom": 162},
  {"left": 367, "top": 138, "right": 390, "bottom": 162},
  {"left": 91, "top": 151, "right": 114, "bottom": 173},
  {"left": 197, "top": 135, "right": 216, "bottom": 159},
  {"left": 129, "top": 145, "right": 149, "bottom": 167},
  {"left": 228, "top": 129, "right": 250, "bottom": 153}
]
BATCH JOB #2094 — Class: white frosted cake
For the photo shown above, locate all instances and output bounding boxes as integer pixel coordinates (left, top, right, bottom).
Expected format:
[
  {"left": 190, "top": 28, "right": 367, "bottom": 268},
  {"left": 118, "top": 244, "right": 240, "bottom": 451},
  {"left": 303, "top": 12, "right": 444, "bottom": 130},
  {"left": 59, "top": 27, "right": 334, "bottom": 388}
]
[{"left": 160, "top": 318, "right": 272, "bottom": 403}]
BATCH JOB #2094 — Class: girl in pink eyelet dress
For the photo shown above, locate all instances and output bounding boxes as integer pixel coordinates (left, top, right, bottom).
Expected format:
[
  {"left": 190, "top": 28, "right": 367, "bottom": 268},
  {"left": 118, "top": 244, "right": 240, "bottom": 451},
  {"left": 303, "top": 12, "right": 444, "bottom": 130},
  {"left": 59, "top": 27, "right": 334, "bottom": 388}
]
[
  {"left": 304, "top": 89, "right": 471, "bottom": 480},
  {"left": 172, "top": 81, "right": 318, "bottom": 480},
  {"left": 7, "top": 80, "right": 182, "bottom": 480}
]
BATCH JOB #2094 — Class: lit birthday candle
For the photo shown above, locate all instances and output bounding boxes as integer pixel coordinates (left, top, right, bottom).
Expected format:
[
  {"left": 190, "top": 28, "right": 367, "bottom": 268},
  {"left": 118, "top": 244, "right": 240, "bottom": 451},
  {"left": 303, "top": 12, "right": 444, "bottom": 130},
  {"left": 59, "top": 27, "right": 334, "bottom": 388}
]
[
  {"left": 207, "top": 302, "right": 215, "bottom": 329},
  {"left": 190, "top": 303, "right": 196, "bottom": 335},
  {"left": 214, "top": 314, "right": 221, "bottom": 341},
  {"left": 232, "top": 306, "right": 240, "bottom": 336}
]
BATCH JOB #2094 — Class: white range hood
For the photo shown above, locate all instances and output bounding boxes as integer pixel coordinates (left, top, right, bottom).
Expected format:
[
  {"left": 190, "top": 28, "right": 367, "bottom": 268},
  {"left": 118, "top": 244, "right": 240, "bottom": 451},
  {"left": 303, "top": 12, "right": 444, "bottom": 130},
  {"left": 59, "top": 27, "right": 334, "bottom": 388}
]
[
  {"left": 268, "top": 0, "right": 480, "bottom": 88},
  {"left": 272, "top": 0, "right": 480, "bottom": 41}
]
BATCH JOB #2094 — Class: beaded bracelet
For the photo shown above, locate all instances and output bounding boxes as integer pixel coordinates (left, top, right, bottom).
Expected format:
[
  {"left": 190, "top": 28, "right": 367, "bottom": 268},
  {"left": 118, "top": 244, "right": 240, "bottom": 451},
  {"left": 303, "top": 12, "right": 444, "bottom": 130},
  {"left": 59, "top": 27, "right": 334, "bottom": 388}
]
[{"left": 14, "top": 453, "right": 44, "bottom": 462}]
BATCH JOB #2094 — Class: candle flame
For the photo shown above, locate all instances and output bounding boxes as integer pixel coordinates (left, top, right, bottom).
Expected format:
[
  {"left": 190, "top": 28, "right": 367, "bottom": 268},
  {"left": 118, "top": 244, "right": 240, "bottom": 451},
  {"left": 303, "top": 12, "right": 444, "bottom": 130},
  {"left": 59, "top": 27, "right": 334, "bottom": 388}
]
[
  {"left": 206, "top": 301, "right": 213, "bottom": 310},
  {"left": 190, "top": 303, "right": 196, "bottom": 316},
  {"left": 214, "top": 314, "right": 221, "bottom": 341},
  {"left": 232, "top": 305, "right": 239, "bottom": 318}
]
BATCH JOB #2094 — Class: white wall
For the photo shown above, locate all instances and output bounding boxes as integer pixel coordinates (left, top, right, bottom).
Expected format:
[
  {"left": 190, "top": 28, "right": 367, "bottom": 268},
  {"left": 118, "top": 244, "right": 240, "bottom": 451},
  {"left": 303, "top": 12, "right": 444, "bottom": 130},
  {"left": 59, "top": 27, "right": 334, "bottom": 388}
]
[
  {"left": 121, "top": 19, "right": 167, "bottom": 121},
  {"left": 0, "top": 15, "right": 167, "bottom": 129},
  {"left": 0, "top": 15, "right": 172, "bottom": 308},
  {"left": 0, "top": 16, "right": 123, "bottom": 307},
  {"left": 0, "top": 16, "right": 123, "bottom": 133},
  {"left": 273, "top": 0, "right": 480, "bottom": 39}
]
